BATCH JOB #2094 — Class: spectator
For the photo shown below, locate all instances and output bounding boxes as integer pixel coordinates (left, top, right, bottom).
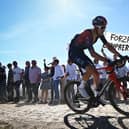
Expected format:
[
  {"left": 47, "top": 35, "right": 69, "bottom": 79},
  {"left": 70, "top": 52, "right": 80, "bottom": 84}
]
[
  {"left": 43, "top": 58, "right": 55, "bottom": 105},
  {"left": 65, "top": 59, "right": 78, "bottom": 82},
  {"left": 21, "top": 69, "right": 26, "bottom": 99},
  {"left": 29, "top": 60, "right": 41, "bottom": 103},
  {"left": 60, "top": 64, "right": 66, "bottom": 104},
  {"left": 115, "top": 59, "right": 129, "bottom": 88},
  {"left": 24, "top": 61, "right": 32, "bottom": 103},
  {"left": 39, "top": 67, "right": 51, "bottom": 104},
  {"left": 12, "top": 61, "right": 22, "bottom": 103},
  {"left": 115, "top": 65, "right": 129, "bottom": 79},
  {"left": 7, "top": 63, "right": 14, "bottom": 102},
  {"left": 0, "top": 62, "right": 7, "bottom": 103},
  {"left": 52, "top": 59, "right": 64, "bottom": 105},
  {"left": 2, "top": 65, "right": 7, "bottom": 100}
]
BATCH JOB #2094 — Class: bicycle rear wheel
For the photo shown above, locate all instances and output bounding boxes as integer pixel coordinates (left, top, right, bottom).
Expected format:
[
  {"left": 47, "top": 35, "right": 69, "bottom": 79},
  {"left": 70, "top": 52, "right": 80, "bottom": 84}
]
[
  {"left": 64, "top": 81, "right": 90, "bottom": 114},
  {"left": 108, "top": 77, "right": 129, "bottom": 116}
]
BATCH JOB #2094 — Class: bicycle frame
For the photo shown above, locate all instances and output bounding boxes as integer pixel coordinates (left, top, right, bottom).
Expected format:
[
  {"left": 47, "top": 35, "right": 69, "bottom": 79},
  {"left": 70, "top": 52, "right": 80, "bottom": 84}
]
[
  {"left": 97, "top": 64, "right": 127, "bottom": 99},
  {"left": 64, "top": 56, "right": 129, "bottom": 115}
]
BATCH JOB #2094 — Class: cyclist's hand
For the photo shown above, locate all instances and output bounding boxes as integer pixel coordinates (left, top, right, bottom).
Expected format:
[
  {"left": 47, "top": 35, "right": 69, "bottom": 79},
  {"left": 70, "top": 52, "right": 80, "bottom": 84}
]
[
  {"left": 106, "top": 58, "right": 112, "bottom": 64},
  {"left": 104, "top": 58, "right": 112, "bottom": 65},
  {"left": 118, "top": 54, "right": 123, "bottom": 59},
  {"left": 117, "top": 55, "right": 128, "bottom": 60}
]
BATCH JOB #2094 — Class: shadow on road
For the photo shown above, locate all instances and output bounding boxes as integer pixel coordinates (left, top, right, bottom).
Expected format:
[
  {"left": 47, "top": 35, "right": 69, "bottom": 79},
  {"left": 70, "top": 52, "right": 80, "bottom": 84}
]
[{"left": 64, "top": 113, "right": 129, "bottom": 129}]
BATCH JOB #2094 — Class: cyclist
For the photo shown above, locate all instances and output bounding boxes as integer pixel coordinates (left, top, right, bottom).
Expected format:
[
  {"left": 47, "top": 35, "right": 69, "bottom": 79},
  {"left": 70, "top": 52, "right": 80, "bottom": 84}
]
[{"left": 68, "top": 16, "right": 121, "bottom": 98}]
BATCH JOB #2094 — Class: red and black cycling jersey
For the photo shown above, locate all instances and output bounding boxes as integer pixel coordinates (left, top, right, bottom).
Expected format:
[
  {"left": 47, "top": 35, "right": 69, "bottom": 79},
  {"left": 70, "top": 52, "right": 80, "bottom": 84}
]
[{"left": 69, "top": 29, "right": 107, "bottom": 51}]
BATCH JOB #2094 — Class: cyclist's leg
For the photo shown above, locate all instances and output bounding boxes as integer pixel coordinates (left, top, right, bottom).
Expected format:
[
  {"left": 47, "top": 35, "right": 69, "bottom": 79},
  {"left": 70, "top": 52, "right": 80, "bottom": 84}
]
[
  {"left": 85, "top": 65, "right": 100, "bottom": 95},
  {"left": 84, "top": 66, "right": 106, "bottom": 105},
  {"left": 84, "top": 65, "right": 100, "bottom": 89},
  {"left": 82, "top": 55, "right": 101, "bottom": 91},
  {"left": 73, "top": 52, "right": 99, "bottom": 97}
]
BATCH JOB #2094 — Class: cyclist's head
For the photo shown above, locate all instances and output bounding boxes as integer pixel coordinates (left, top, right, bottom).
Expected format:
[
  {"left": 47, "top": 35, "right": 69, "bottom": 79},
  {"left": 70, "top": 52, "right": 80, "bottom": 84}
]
[
  {"left": 92, "top": 16, "right": 107, "bottom": 36},
  {"left": 92, "top": 16, "right": 107, "bottom": 27}
]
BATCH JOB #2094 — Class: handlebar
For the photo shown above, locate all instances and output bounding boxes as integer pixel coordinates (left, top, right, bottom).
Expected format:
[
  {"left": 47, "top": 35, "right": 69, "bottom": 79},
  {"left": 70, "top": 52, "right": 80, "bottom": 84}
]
[{"left": 108, "top": 56, "right": 129, "bottom": 68}]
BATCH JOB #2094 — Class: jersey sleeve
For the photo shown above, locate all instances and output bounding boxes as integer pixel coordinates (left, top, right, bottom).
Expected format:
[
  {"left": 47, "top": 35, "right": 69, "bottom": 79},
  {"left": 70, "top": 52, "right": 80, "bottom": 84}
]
[
  {"left": 87, "top": 45, "right": 95, "bottom": 52},
  {"left": 100, "top": 35, "right": 108, "bottom": 45},
  {"left": 75, "top": 30, "right": 93, "bottom": 49}
]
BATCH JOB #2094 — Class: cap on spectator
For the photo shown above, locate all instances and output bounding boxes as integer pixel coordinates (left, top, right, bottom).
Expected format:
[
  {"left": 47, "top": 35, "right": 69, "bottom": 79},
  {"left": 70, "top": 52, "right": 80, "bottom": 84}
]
[
  {"left": 48, "top": 56, "right": 58, "bottom": 65},
  {"left": 52, "top": 56, "right": 57, "bottom": 61}
]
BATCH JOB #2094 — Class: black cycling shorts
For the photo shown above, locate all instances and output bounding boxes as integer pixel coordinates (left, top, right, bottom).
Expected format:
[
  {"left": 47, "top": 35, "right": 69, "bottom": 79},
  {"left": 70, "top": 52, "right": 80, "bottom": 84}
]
[{"left": 68, "top": 47, "right": 94, "bottom": 69}]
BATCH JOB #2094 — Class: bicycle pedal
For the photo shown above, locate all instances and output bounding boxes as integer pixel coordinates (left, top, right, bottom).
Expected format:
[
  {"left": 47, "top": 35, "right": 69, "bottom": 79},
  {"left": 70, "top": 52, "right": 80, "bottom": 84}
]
[
  {"left": 89, "top": 101, "right": 99, "bottom": 108},
  {"left": 88, "top": 98, "right": 99, "bottom": 108},
  {"left": 93, "top": 103, "right": 99, "bottom": 107}
]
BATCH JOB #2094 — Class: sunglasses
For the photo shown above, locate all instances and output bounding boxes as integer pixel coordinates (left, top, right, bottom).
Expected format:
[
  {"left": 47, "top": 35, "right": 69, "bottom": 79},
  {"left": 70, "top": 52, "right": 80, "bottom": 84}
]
[{"left": 96, "top": 26, "right": 106, "bottom": 30}]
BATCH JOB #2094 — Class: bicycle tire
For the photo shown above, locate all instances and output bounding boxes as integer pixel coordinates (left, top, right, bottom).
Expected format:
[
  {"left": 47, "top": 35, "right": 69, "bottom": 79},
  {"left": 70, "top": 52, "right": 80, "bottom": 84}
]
[
  {"left": 108, "top": 77, "right": 129, "bottom": 116},
  {"left": 64, "top": 81, "right": 90, "bottom": 114}
]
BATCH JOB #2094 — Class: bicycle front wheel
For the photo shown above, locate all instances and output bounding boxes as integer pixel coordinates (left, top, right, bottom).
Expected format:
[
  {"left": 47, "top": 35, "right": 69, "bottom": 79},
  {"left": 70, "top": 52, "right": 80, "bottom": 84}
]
[
  {"left": 108, "top": 77, "right": 129, "bottom": 116},
  {"left": 64, "top": 81, "right": 90, "bottom": 114}
]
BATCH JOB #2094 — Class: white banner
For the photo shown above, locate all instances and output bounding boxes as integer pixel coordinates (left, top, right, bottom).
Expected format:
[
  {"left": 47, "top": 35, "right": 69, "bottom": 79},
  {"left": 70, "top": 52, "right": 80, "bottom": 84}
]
[{"left": 104, "top": 32, "right": 129, "bottom": 51}]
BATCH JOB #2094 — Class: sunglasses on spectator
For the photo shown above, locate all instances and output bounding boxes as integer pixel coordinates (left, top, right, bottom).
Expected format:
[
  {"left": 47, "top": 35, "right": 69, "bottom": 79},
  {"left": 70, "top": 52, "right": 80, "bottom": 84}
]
[{"left": 96, "top": 26, "right": 106, "bottom": 30}]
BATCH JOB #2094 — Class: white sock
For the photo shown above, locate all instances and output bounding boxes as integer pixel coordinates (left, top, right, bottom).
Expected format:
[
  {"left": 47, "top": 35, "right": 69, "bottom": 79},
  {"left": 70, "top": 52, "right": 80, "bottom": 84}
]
[
  {"left": 91, "top": 85, "right": 98, "bottom": 97},
  {"left": 79, "top": 80, "right": 86, "bottom": 88},
  {"left": 78, "top": 80, "right": 89, "bottom": 98}
]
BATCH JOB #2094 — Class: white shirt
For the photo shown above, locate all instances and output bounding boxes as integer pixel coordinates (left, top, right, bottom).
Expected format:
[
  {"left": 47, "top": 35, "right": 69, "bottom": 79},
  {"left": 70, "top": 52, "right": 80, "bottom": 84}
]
[
  {"left": 66, "top": 63, "right": 78, "bottom": 80},
  {"left": 13, "top": 67, "right": 22, "bottom": 82},
  {"left": 115, "top": 66, "right": 129, "bottom": 78},
  {"left": 52, "top": 65, "right": 64, "bottom": 80},
  {"left": 95, "top": 63, "right": 107, "bottom": 79}
]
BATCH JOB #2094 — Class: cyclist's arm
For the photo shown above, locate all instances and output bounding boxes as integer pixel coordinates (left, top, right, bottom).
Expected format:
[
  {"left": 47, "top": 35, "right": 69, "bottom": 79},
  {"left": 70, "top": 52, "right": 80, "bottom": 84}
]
[
  {"left": 100, "top": 35, "right": 121, "bottom": 57},
  {"left": 105, "top": 43, "right": 121, "bottom": 57},
  {"left": 101, "top": 47, "right": 107, "bottom": 58},
  {"left": 88, "top": 46, "right": 106, "bottom": 62}
]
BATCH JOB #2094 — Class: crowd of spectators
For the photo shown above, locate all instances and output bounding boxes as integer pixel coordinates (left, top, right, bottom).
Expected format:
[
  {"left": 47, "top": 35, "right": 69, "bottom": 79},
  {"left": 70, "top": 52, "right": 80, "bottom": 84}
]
[
  {"left": 0, "top": 57, "right": 80, "bottom": 105},
  {"left": 0, "top": 55, "right": 129, "bottom": 105}
]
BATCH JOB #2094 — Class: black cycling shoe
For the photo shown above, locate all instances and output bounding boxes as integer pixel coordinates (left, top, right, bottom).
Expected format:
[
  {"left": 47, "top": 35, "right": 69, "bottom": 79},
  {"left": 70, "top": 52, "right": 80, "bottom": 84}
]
[
  {"left": 97, "top": 98, "right": 106, "bottom": 106},
  {"left": 88, "top": 97, "right": 99, "bottom": 108}
]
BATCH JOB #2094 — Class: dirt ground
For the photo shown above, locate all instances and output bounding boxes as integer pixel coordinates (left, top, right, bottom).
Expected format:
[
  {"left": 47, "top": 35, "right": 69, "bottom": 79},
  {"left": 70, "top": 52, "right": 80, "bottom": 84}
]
[{"left": 0, "top": 101, "right": 129, "bottom": 129}]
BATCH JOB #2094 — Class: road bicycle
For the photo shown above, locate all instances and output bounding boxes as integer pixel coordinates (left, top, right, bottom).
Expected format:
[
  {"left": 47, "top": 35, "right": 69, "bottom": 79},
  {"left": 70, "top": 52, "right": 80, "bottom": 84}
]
[{"left": 64, "top": 56, "right": 129, "bottom": 116}]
